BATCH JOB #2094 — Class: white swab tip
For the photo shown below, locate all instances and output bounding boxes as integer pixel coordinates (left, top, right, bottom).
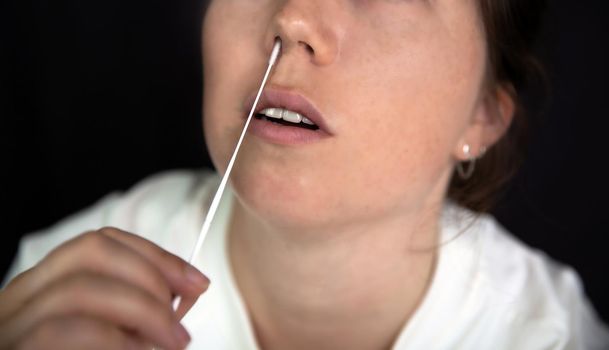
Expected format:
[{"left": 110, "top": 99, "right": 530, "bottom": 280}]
[{"left": 269, "top": 39, "right": 282, "bottom": 65}]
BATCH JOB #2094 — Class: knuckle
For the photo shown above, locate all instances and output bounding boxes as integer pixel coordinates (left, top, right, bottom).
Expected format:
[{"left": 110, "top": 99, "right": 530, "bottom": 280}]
[
  {"left": 38, "top": 235, "right": 109, "bottom": 281},
  {"left": 97, "top": 226, "right": 123, "bottom": 236},
  {"left": 159, "top": 248, "right": 182, "bottom": 267},
  {"left": 78, "top": 231, "right": 118, "bottom": 258},
  {"left": 156, "top": 247, "right": 188, "bottom": 273},
  {"left": 43, "top": 231, "right": 96, "bottom": 262}
]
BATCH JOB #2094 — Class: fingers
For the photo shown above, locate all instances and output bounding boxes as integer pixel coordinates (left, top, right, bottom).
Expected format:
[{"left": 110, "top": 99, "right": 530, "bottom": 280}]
[
  {"left": 100, "top": 228, "right": 210, "bottom": 296},
  {"left": 2, "top": 227, "right": 210, "bottom": 321},
  {"left": 2, "top": 230, "right": 173, "bottom": 319},
  {"left": 0, "top": 227, "right": 209, "bottom": 349},
  {"left": 96, "top": 228, "right": 210, "bottom": 333},
  {"left": 2, "top": 272, "right": 190, "bottom": 350},
  {"left": 15, "top": 315, "right": 149, "bottom": 350},
  {"left": 100, "top": 228, "right": 210, "bottom": 318}
]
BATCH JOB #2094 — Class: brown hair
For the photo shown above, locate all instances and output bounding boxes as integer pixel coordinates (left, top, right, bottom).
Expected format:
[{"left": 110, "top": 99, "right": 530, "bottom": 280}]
[{"left": 448, "top": 0, "right": 547, "bottom": 213}]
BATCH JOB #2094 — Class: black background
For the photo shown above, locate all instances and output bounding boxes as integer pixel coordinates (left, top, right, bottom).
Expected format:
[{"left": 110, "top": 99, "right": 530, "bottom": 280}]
[{"left": 2, "top": 1, "right": 608, "bottom": 322}]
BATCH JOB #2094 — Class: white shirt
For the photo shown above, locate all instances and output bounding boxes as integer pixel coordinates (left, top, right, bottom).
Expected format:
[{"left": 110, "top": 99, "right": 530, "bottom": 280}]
[{"left": 5, "top": 170, "right": 609, "bottom": 349}]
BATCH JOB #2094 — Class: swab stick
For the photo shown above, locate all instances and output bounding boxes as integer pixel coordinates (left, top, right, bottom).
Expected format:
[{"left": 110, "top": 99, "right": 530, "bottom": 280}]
[{"left": 173, "top": 39, "right": 282, "bottom": 312}]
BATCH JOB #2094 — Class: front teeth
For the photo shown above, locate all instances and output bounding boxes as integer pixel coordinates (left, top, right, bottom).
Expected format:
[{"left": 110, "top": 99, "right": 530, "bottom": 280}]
[
  {"left": 282, "top": 110, "right": 302, "bottom": 124},
  {"left": 260, "top": 108, "right": 284, "bottom": 119},
  {"left": 260, "top": 108, "right": 315, "bottom": 125}
]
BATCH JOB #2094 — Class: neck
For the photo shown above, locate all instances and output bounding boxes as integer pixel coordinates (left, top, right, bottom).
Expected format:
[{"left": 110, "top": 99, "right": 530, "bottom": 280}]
[{"left": 228, "top": 200, "right": 442, "bottom": 350}]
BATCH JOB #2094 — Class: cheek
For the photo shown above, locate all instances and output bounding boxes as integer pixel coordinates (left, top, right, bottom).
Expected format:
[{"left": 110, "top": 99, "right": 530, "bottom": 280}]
[
  {"left": 202, "top": 75, "right": 238, "bottom": 174},
  {"left": 330, "top": 122, "right": 450, "bottom": 220},
  {"left": 202, "top": 8, "right": 231, "bottom": 172},
  {"left": 328, "top": 16, "right": 487, "bottom": 207},
  {"left": 202, "top": 2, "right": 265, "bottom": 173}
]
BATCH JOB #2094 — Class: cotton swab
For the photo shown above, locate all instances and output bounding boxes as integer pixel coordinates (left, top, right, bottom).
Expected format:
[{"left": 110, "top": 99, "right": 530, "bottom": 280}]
[{"left": 173, "top": 39, "right": 282, "bottom": 312}]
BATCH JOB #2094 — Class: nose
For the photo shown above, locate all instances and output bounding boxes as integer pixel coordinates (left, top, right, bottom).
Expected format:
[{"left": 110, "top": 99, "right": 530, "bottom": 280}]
[{"left": 266, "top": 0, "right": 342, "bottom": 66}]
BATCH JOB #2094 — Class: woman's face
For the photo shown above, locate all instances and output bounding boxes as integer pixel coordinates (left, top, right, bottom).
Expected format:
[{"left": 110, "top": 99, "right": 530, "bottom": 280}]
[{"left": 203, "top": 0, "right": 494, "bottom": 230}]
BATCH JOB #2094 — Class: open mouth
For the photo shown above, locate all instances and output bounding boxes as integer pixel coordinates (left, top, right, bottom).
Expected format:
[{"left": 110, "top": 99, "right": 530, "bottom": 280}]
[{"left": 254, "top": 108, "right": 320, "bottom": 131}]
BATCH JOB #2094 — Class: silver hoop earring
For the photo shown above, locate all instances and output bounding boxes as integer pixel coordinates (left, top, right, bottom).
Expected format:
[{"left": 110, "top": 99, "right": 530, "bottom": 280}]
[{"left": 457, "top": 144, "right": 476, "bottom": 180}]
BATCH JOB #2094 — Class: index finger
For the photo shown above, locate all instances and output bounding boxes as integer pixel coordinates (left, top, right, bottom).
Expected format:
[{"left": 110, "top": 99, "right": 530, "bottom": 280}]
[{"left": 98, "top": 227, "right": 210, "bottom": 299}]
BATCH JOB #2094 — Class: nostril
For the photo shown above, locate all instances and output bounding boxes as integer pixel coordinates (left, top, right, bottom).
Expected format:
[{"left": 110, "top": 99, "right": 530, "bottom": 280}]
[{"left": 299, "top": 41, "right": 314, "bottom": 55}]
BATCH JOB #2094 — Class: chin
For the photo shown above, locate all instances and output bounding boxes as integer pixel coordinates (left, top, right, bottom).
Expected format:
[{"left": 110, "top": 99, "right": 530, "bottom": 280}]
[{"left": 229, "top": 167, "right": 340, "bottom": 231}]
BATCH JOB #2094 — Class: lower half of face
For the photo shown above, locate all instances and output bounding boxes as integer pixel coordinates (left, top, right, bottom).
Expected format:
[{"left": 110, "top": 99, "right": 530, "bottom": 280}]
[{"left": 202, "top": 0, "right": 487, "bottom": 231}]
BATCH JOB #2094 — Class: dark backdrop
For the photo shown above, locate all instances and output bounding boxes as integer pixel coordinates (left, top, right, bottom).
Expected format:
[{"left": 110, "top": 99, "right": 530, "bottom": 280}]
[{"left": 2, "top": 1, "right": 608, "bottom": 322}]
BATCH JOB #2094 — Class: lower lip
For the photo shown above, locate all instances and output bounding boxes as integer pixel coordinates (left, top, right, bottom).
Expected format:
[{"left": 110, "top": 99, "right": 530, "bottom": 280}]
[{"left": 247, "top": 117, "right": 330, "bottom": 145}]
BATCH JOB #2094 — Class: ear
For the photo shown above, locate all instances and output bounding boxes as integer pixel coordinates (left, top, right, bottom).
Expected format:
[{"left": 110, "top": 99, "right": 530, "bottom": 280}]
[{"left": 453, "top": 84, "right": 516, "bottom": 161}]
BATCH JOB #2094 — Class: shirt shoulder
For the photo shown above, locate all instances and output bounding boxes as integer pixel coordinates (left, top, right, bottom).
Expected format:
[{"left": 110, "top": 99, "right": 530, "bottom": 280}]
[
  {"left": 473, "top": 213, "right": 609, "bottom": 349},
  {"left": 106, "top": 169, "right": 216, "bottom": 234}
]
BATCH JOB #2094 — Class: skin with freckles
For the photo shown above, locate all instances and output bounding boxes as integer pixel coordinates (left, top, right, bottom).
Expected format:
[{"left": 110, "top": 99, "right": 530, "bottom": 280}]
[
  {"left": 203, "top": 0, "right": 514, "bottom": 349},
  {"left": 204, "top": 0, "right": 511, "bottom": 230}
]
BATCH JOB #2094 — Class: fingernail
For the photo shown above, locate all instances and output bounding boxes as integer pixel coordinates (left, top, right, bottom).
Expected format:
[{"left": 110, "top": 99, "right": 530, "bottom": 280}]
[
  {"left": 174, "top": 323, "right": 191, "bottom": 348},
  {"left": 185, "top": 264, "right": 209, "bottom": 288}
]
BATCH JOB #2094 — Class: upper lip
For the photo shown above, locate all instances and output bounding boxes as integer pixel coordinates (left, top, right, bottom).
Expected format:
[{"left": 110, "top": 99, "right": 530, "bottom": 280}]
[{"left": 244, "top": 88, "right": 333, "bottom": 135}]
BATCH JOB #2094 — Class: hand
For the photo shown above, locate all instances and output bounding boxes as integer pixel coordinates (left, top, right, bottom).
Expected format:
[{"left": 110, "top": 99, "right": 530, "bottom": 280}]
[{"left": 0, "top": 227, "right": 210, "bottom": 349}]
